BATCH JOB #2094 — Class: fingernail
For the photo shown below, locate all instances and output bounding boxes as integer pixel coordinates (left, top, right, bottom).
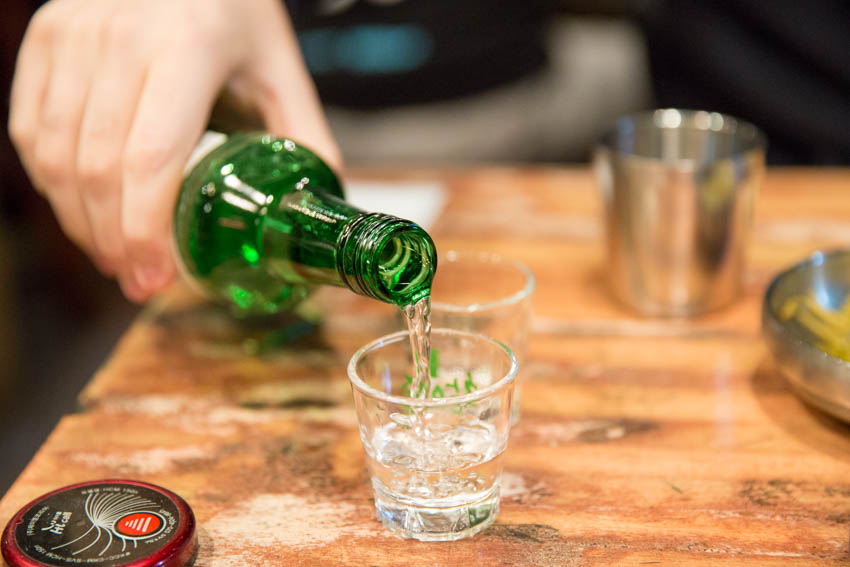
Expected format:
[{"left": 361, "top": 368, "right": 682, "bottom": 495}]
[
  {"left": 133, "top": 261, "right": 175, "bottom": 294},
  {"left": 136, "top": 266, "right": 161, "bottom": 289}
]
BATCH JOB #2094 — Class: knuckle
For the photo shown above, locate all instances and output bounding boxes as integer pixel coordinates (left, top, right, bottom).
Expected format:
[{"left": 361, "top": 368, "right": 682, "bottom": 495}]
[
  {"left": 8, "top": 116, "right": 34, "bottom": 152},
  {"left": 28, "top": 5, "right": 60, "bottom": 40},
  {"left": 41, "top": 106, "right": 76, "bottom": 134},
  {"left": 123, "top": 141, "right": 174, "bottom": 177},
  {"left": 33, "top": 139, "right": 71, "bottom": 185},
  {"left": 77, "top": 153, "right": 118, "bottom": 195}
]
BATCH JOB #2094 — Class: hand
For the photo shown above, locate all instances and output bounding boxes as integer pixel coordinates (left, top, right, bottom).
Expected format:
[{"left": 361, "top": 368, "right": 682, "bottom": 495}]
[{"left": 9, "top": 0, "right": 340, "bottom": 302}]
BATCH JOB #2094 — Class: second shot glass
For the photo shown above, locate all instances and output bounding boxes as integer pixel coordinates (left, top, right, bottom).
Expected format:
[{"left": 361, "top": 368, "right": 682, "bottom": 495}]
[{"left": 429, "top": 251, "right": 535, "bottom": 423}]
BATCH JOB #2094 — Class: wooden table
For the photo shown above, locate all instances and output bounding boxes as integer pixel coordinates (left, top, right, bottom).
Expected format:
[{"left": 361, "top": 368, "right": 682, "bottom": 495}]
[{"left": 3, "top": 168, "right": 850, "bottom": 566}]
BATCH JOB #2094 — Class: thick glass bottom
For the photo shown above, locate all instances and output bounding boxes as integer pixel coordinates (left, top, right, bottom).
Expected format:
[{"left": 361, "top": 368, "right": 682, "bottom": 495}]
[{"left": 372, "top": 484, "right": 500, "bottom": 541}]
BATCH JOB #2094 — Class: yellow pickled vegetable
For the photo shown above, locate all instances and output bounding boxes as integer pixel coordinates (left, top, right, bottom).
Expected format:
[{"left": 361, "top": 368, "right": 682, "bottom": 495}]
[{"left": 778, "top": 291, "right": 850, "bottom": 361}]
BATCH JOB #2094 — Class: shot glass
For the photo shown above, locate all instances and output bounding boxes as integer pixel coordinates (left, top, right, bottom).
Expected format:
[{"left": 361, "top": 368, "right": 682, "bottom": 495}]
[
  {"left": 347, "top": 328, "right": 518, "bottom": 541},
  {"left": 430, "top": 251, "right": 535, "bottom": 423},
  {"left": 594, "top": 108, "right": 766, "bottom": 316}
]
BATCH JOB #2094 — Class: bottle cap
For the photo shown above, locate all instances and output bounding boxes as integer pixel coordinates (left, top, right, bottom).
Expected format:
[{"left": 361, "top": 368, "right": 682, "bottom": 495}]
[{"left": 2, "top": 479, "right": 197, "bottom": 567}]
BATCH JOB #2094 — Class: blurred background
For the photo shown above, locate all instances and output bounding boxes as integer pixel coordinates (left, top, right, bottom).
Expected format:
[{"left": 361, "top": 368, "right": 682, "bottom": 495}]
[{"left": 1, "top": 0, "right": 848, "bottom": 493}]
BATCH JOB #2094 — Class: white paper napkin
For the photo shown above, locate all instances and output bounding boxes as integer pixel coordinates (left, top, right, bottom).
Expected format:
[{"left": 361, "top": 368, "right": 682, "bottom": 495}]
[{"left": 344, "top": 180, "right": 447, "bottom": 231}]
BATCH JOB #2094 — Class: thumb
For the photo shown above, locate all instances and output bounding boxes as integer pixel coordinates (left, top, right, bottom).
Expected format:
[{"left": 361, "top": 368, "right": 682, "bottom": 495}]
[{"left": 236, "top": 0, "right": 342, "bottom": 170}]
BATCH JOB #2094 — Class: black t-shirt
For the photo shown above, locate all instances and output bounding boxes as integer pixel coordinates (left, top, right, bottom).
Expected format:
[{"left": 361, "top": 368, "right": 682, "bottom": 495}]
[
  {"left": 644, "top": 0, "right": 850, "bottom": 165},
  {"left": 287, "top": 0, "right": 548, "bottom": 109}
]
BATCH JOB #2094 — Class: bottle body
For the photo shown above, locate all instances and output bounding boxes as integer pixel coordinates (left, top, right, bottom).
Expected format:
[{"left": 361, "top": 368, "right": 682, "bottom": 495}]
[{"left": 174, "top": 133, "right": 436, "bottom": 313}]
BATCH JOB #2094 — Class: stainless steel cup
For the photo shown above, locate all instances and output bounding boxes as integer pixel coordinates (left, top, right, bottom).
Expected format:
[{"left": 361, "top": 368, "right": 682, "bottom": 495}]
[{"left": 594, "top": 109, "right": 766, "bottom": 317}]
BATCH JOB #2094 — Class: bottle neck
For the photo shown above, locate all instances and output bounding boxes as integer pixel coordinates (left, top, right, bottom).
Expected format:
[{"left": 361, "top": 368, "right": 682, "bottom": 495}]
[{"left": 336, "top": 213, "right": 437, "bottom": 306}]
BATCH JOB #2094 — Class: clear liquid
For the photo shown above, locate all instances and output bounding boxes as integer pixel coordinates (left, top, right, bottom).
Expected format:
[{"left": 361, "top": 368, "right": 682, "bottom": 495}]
[
  {"left": 402, "top": 297, "right": 432, "bottom": 400},
  {"left": 363, "top": 419, "right": 504, "bottom": 540},
  {"left": 385, "top": 290, "right": 506, "bottom": 539}
]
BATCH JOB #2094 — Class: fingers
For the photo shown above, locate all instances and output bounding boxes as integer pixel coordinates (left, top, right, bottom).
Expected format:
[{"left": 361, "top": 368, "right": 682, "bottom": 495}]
[
  {"left": 9, "top": 0, "right": 342, "bottom": 306},
  {"left": 33, "top": 6, "right": 102, "bottom": 259},
  {"left": 77, "top": 10, "right": 149, "bottom": 284},
  {"left": 121, "top": 34, "right": 231, "bottom": 300},
  {"left": 9, "top": 4, "right": 57, "bottom": 189}
]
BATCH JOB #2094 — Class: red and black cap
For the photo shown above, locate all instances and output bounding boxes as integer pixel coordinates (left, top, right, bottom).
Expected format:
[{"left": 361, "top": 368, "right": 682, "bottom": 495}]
[{"left": 2, "top": 479, "right": 197, "bottom": 567}]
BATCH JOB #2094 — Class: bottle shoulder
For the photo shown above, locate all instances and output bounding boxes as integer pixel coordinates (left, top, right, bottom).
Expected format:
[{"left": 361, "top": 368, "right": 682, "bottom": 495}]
[
  {"left": 195, "top": 133, "right": 344, "bottom": 200},
  {"left": 172, "top": 132, "right": 349, "bottom": 315}
]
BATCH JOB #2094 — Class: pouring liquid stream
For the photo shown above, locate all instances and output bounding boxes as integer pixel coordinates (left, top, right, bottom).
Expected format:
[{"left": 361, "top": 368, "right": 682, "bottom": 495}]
[{"left": 403, "top": 296, "right": 432, "bottom": 404}]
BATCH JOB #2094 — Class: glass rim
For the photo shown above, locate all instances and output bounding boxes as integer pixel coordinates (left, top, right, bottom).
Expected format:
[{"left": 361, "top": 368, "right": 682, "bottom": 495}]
[
  {"left": 347, "top": 328, "right": 518, "bottom": 407},
  {"left": 430, "top": 251, "right": 536, "bottom": 313},
  {"left": 598, "top": 108, "right": 767, "bottom": 160}
]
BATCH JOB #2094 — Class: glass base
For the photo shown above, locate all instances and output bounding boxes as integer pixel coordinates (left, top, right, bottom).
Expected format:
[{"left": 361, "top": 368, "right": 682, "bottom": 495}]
[{"left": 373, "top": 487, "right": 500, "bottom": 541}]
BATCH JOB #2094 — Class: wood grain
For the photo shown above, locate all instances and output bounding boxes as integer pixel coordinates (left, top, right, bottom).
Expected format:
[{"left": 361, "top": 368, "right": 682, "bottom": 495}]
[{"left": 3, "top": 168, "right": 850, "bottom": 566}]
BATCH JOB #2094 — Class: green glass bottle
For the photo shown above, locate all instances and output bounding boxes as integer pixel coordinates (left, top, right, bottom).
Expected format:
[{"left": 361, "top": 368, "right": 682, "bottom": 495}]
[{"left": 174, "top": 132, "right": 436, "bottom": 314}]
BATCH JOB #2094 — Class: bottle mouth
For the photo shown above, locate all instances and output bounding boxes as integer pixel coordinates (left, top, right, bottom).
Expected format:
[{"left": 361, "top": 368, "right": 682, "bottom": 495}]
[{"left": 337, "top": 213, "right": 437, "bottom": 305}]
